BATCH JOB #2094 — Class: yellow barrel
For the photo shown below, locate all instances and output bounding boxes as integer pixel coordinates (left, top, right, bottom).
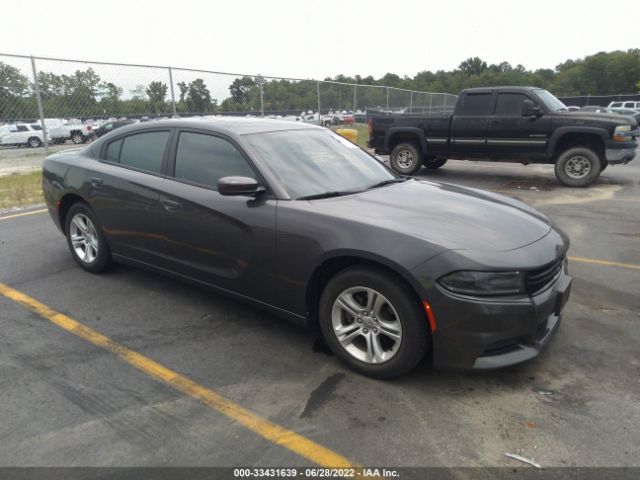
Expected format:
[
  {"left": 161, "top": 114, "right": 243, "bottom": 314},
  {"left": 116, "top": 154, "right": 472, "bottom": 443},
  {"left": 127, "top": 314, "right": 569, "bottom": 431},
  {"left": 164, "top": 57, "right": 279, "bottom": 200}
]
[{"left": 336, "top": 128, "right": 358, "bottom": 143}]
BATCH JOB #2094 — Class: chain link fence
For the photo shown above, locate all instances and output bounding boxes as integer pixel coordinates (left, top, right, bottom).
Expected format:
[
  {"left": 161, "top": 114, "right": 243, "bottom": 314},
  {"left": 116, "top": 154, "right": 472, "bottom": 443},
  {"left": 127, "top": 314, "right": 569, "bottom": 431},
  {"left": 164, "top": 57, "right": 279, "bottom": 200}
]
[
  {"left": 0, "top": 53, "right": 457, "bottom": 163},
  {"left": 557, "top": 94, "right": 640, "bottom": 108}
]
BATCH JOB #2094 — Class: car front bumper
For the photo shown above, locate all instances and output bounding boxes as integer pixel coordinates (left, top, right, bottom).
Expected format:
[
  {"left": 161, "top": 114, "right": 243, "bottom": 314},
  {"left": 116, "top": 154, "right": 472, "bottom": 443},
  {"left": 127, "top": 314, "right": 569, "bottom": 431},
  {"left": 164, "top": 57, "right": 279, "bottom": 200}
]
[
  {"left": 410, "top": 225, "right": 572, "bottom": 371},
  {"left": 427, "top": 268, "right": 571, "bottom": 371},
  {"left": 605, "top": 140, "right": 638, "bottom": 164}
]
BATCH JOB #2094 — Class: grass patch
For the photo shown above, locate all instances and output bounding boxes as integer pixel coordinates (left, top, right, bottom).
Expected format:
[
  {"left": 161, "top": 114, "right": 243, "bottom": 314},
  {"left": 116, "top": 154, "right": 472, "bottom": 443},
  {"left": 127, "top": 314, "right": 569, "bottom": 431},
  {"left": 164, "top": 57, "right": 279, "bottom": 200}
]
[
  {"left": 331, "top": 123, "right": 369, "bottom": 148},
  {"left": 0, "top": 171, "right": 43, "bottom": 209}
]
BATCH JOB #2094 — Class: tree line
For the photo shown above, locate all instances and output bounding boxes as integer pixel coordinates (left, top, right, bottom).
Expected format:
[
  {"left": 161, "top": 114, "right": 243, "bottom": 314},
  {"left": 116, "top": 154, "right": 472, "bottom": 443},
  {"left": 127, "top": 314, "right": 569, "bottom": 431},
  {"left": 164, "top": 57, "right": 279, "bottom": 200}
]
[{"left": 1, "top": 49, "right": 639, "bottom": 121}]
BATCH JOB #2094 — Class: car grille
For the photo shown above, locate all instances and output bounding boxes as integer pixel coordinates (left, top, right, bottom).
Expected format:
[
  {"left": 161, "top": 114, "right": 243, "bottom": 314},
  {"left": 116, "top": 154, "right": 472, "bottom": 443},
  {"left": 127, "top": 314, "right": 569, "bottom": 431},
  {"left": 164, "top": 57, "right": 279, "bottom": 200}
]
[{"left": 526, "top": 257, "right": 565, "bottom": 295}]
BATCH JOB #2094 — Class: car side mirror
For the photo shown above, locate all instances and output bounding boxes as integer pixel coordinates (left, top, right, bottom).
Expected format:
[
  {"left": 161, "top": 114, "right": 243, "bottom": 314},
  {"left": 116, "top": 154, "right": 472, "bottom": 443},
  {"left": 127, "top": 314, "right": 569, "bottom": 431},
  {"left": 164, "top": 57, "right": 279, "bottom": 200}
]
[
  {"left": 522, "top": 100, "right": 542, "bottom": 117},
  {"left": 217, "top": 176, "right": 264, "bottom": 196}
]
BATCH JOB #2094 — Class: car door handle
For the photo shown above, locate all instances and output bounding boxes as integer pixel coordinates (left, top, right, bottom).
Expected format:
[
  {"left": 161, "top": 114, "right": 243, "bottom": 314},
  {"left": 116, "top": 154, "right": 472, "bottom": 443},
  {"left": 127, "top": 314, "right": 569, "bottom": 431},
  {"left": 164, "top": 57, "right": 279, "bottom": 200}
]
[
  {"left": 90, "top": 177, "right": 103, "bottom": 187},
  {"left": 160, "top": 198, "right": 180, "bottom": 212}
]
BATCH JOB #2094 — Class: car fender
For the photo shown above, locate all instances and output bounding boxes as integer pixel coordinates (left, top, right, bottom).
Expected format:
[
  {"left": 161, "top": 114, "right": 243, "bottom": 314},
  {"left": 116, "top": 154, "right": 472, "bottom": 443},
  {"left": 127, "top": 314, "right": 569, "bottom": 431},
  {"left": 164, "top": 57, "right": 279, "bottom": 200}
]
[
  {"left": 547, "top": 126, "right": 610, "bottom": 158},
  {"left": 384, "top": 127, "right": 428, "bottom": 155}
]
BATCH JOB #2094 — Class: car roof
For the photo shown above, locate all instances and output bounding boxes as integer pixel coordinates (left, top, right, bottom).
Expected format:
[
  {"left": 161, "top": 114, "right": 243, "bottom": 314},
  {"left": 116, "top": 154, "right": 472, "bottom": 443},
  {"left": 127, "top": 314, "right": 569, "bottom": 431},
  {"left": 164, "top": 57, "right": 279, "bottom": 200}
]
[
  {"left": 110, "top": 117, "right": 321, "bottom": 136},
  {"left": 461, "top": 86, "right": 540, "bottom": 94}
]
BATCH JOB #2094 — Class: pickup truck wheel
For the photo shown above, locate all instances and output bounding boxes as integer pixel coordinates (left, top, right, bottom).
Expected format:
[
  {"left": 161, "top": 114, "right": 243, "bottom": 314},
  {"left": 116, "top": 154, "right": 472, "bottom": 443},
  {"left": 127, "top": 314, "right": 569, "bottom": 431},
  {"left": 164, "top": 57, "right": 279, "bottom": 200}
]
[
  {"left": 390, "top": 143, "right": 423, "bottom": 175},
  {"left": 71, "top": 132, "right": 84, "bottom": 144},
  {"left": 28, "top": 137, "right": 42, "bottom": 148},
  {"left": 555, "top": 147, "right": 602, "bottom": 187},
  {"left": 424, "top": 158, "right": 447, "bottom": 169}
]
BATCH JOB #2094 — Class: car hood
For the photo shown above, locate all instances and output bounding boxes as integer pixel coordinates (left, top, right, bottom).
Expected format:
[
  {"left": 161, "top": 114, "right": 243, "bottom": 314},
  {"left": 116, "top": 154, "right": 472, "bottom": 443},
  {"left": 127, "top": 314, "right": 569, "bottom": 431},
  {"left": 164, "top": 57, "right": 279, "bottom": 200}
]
[
  {"left": 306, "top": 180, "right": 552, "bottom": 252},
  {"left": 556, "top": 111, "right": 638, "bottom": 127}
]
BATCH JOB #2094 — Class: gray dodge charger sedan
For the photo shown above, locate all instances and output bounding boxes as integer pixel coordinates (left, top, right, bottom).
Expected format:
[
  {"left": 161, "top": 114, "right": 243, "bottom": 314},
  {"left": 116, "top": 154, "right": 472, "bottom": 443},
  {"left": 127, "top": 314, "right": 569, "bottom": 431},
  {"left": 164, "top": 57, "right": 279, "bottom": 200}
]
[{"left": 42, "top": 118, "right": 572, "bottom": 378}]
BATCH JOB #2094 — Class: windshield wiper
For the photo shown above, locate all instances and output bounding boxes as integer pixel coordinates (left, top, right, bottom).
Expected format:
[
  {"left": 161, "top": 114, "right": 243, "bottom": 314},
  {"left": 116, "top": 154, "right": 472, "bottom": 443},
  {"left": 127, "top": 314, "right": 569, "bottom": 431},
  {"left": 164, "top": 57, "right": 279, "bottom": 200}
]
[
  {"left": 366, "top": 177, "right": 409, "bottom": 190},
  {"left": 297, "top": 190, "right": 359, "bottom": 200}
]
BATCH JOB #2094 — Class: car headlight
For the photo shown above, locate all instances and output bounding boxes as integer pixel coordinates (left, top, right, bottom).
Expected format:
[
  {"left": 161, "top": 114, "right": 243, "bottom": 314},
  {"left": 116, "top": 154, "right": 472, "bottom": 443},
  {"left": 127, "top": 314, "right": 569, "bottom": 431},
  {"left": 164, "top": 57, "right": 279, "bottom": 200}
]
[
  {"left": 613, "top": 125, "right": 632, "bottom": 142},
  {"left": 439, "top": 271, "right": 525, "bottom": 296}
]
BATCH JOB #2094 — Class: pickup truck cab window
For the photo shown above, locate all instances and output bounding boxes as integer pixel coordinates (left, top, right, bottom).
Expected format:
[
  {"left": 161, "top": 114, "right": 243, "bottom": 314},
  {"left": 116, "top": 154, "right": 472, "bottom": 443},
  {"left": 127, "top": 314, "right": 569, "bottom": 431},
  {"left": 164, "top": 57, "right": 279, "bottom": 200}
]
[
  {"left": 458, "top": 93, "right": 492, "bottom": 116},
  {"left": 495, "top": 93, "right": 531, "bottom": 116},
  {"left": 174, "top": 132, "right": 255, "bottom": 189}
]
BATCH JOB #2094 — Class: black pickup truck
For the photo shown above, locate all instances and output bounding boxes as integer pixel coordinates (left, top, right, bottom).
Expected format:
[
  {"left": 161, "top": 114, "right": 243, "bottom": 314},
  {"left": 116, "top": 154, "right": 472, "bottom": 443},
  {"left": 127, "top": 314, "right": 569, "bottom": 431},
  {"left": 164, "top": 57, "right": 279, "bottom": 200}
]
[{"left": 368, "top": 86, "right": 639, "bottom": 187}]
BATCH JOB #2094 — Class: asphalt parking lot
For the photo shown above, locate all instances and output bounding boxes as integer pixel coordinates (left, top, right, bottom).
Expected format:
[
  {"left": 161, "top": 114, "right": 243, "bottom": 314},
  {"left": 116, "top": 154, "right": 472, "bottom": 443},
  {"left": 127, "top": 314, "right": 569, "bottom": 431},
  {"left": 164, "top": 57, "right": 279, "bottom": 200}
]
[{"left": 1, "top": 158, "right": 639, "bottom": 471}]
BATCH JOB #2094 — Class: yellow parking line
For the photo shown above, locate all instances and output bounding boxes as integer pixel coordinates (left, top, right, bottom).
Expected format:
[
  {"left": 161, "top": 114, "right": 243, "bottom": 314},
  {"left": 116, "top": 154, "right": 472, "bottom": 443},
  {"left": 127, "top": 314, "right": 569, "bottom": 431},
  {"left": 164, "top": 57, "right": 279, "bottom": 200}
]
[
  {"left": 0, "top": 282, "right": 354, "bottom": 468},
  {"left": 0, "top": 208, "right": 48, "bottom": 221},
  {"left": 568, "top": 256, "right": 640, "bottom": 271}
]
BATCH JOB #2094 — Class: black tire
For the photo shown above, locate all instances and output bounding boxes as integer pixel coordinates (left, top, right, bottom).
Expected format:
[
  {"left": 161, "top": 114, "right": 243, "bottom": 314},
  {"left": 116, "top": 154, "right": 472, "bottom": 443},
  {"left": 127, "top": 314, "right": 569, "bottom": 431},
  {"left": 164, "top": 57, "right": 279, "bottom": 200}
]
[
  {"left": 554, "top": 147, "right": 602, "bottom": 187},
  {"left": 390, "top": 143, "right": 423, "bottom": 175},
  {"left": 71, "top": 132, "right": 84, "bottom": 144},
  {"left": 318, "top": 266, "right": 430, "bottom": 379},
  {"left": 28, "top": 137, "right": 42, "bottom": 148},
  {"left": 64, "top": 202, "right": 113, "bottom": 273},
  {"left": 424, "top": 158, "right": 447, "bottom": 170}
]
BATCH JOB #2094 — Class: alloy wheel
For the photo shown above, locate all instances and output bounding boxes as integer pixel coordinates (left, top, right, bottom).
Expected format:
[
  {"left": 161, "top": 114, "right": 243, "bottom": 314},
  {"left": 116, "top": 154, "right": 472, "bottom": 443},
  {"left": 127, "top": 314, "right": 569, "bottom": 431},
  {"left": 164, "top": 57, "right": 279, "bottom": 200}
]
[
  {"left": 331, "top": 286, "right": 403, "bottom": 364},
  {"left": 69, "top": 213, "right": 99, "bottom": 264}
]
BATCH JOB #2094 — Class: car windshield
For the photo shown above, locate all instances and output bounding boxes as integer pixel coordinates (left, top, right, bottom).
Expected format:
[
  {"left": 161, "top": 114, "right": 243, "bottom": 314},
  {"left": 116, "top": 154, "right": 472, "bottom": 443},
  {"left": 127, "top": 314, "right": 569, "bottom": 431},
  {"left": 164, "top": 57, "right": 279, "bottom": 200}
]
[
  {"left": 534, "top": 89, "right": 568, "bottom": 112},
  {"left": 245, "top": 129, "right": 398, "bottom": 199}
]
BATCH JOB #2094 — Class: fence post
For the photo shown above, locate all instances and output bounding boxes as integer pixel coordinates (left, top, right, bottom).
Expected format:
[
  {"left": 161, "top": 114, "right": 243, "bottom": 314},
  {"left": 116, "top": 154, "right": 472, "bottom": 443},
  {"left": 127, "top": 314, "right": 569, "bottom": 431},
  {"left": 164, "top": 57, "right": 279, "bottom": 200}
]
[
  {"left": 260, "top": 83, "right": 264, "bottom": 117},
  {"left": 168, "top": 67, "right": 177, "bottom": 117},
  {"left": 409, "top": 91, "right": 413, "bottom": 115},
  {"left": 353, "top": 85, "right": 357, "bottom": 114},
  {"left": 30, "top": 55, "right": 49, "bottom": 157},
  {"left": 429, "top": 93, "right": 433, "bottom": 114},
  {"left": 386, "top": 87, "right": 389, "bottom": 111},
  {"left": 317, "top": 81, "right": 321, "bottom": 118}
]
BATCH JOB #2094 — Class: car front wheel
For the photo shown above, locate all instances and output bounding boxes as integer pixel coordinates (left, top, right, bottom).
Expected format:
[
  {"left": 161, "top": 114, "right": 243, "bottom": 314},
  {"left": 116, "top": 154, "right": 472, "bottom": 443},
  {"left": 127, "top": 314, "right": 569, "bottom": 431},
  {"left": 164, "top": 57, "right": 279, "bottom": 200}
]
[
  {"left": 319, "top": 266, "right": 429, "bottom": 378},
  {"left": 65, "top": 203, "right": 113, "bottom": 273}
]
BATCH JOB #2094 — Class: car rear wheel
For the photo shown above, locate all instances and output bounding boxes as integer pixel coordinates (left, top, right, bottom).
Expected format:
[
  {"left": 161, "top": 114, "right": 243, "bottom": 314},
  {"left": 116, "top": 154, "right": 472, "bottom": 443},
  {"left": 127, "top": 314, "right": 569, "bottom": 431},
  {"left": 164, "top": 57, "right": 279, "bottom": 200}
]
[
  {"left": 28, "top": 137, "right": 42, "bottom": 148},
  {"left": 71, "top": 132, "right": 84, "bottom": 144},
  {"left": 65, "top": 203, "right": 113, "bottom": 273},
  {"left": 319, "top": 266, "right": 429, "bottom": 379},
  {"left": 555, "top": 147, "right": 602, "bottom": 187},
  {"left": 424, "top": 158, "right": 447, "bottom": 169},
  {"left": 390, "top": 143, "right": 423, "bottom": 175}
]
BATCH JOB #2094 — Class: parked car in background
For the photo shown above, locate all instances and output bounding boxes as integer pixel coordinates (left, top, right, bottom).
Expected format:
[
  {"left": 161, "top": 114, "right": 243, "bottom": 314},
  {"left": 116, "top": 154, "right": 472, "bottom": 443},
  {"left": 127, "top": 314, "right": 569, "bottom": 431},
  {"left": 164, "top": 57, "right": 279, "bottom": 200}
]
[
  {"left": 44, "top": 118, "right": 94, "bottom": 144},
  {"left": 301, "top": 113, "right": 332, "bottom": 127},
  {"left": 566, "top": 106, "right": 581, "bottom": 112},
  {"left": 608, "top": 100, "right": 640, "bottom": 111},
  {"left": 612, "top": 108, "right": 640, "bottom": 124},
  {"left": 92, "top": 119, "right": 137, "bottom": 138},
  {"left": 43, "top": 118, "right": 572, "bottom": 378},
  {"left": 580, "top": 106, "right": 614, "bottom": 114},
  {"left": 0, "top": 123, "right": 51, "bottom": 148},
  {"left": 368, "top": 86, "right": 639, "bottom": 187}
]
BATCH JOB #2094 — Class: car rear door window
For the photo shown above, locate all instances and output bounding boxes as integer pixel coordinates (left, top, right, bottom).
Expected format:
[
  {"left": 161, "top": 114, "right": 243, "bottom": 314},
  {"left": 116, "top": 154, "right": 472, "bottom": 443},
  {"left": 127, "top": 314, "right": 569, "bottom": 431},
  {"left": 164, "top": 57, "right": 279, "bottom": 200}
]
[
  {"left": 459, "top": 93, "right": 492, "bottom": 116},
  {"left": 16, "top": 125, "right": 28, "bottom": 132},
  {"left": 106, "top": 138, "right": 123, "bottom": 162},
  {"left": 494, "top": 93, "right": 530, "bottom": 116},
  {"left": 117, "top": 131, "right": 169, "bottom": 174},
  {"left": 174, "top": 132, "right": 255, "bottom": 189}
]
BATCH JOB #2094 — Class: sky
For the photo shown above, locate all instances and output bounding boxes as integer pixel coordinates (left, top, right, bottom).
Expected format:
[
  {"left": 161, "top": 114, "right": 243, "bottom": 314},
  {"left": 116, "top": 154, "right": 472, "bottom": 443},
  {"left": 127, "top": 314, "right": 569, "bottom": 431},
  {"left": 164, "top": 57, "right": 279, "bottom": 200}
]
[{"left": 0, "top": 0, "right": 635, "bottom": 80}]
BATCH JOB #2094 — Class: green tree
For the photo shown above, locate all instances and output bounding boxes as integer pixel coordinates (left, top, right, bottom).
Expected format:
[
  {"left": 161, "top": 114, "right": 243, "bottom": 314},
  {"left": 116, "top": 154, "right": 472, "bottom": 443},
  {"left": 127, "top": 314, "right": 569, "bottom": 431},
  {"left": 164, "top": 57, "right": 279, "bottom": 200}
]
[
  {"left": 0, "top": 62, "right": 32, "bottom": 119},
  {"left": 146, "top": 81, "right": 168, "bottom": 113},
  {"left": 229, "top": 76, "right": 257, "bottom": 104},
  {"left": 459, "top": 57, "right": 488, "bottom": 76}
]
